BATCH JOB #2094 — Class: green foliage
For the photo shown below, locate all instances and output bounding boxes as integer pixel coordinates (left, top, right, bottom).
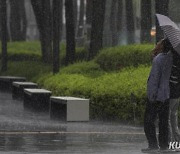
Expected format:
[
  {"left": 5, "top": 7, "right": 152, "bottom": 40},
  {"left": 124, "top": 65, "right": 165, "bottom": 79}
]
[
  {"left": 36, "top": 64, "right": 150, "bottom": 122},
  {"left": 60, "top": 47, "right": 88, "bottom": 64},
  {"left": 0, "top": 61, "right": 51, "bottom": 81},
  {"left": 4, "top": 41, "right": 41, "bottom": 61},
  {"left": 95, "top": 44, "right": 154, "bottom": 71},
  {"left": 61, "top": 61, "right": 105, "bottom": 77},
  {"left": 0, "top": 41, "right": 88, "bottom": 64},
  {"left": 0, "top": 43, "right": 155, "bottom": 123},
  {"left": 75, "top": 47, "right": 88, "bottom": 62}
]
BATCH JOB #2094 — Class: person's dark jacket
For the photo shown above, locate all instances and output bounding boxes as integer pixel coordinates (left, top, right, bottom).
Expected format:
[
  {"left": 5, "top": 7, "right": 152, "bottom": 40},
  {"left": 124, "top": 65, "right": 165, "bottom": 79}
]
[
  {"left": 170, "top": 51, "right": 180, "bottom": 98},
  {"left": 147, "top": 51, "right": 173, "bottom": 102}
]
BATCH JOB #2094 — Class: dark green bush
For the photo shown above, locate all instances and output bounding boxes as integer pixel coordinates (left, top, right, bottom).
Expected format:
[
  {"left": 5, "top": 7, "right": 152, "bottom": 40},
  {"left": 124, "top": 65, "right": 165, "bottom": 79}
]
[
  {"left": 0, "top": 61, "right": 51, "bottom": 81},
  {"left": 36, "top": 65, "right": 150, "bottom": 123},
  {"left": 1, "top": 60, "right": 150, "bottom": 122},
  {"left": 0, "top": 41, "right": 88, "bottom": 64},
  {"left": 0, "top": 43, "right": 155, "bottom": 123},
  {"left": 61, "top": 61, "right": 105, "bottom": 77},
  {"left": 7, "top": 54, "right": 41, "bottom": 61},
  {"left": 60, "top": 47, "right": 88, "bottom": 64},
  {"left": 1, "top": 41, "right": 41, "bottom": 61},
  {"left": 95, "top": 44, "right": 154, "bottom": 71}
]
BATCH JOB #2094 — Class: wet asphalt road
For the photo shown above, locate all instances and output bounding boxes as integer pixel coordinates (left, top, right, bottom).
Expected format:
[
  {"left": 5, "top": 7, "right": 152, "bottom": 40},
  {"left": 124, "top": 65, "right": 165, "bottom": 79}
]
[{"left": 0, "top": 91, "right": 147, "bottom": 154}]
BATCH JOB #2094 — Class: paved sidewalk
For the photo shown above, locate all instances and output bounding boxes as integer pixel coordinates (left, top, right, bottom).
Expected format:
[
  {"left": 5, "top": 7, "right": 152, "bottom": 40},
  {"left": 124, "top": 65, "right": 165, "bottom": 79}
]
[{"left": 0, "top": 91, "right": 147, "bottom": 154}]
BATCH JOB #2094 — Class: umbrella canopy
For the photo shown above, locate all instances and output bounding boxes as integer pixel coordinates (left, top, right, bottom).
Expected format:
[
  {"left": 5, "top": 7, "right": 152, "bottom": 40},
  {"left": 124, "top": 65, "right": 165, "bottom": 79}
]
[{"left": 156, "top": 14, "right": 180, "bottom": 54}]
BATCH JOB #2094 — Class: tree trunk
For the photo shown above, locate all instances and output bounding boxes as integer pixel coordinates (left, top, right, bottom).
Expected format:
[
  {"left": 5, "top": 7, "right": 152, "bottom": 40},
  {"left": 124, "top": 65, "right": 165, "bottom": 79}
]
[
  {"left": 155, "top": 0, "right": 169, "bottom": 42},
  {"left": 0, "top": 0, "right": 7, "bottom": 72},
  {"left": 42, "top": 0, "right": 52, "bottom": 63},
  {"left": 116, "top": 0, "right": 123, "bottom": 44},
  {"left": 103, "top": 0, "right": 112, "bottom": 47},
  {"left": 140, "top": 0, "right": 152, "bottom": 43},
  {"left": 88, "top": 0, "right": 106, "bottom": 60},
  {"left": 19, "top": 0, "right": 27, "bottom": 40},
  {"left": 9, "top": 0, "right": 27, "bottom": 41},
  {"left": 0, "top": 0, "right": 9, "bottom": 42},
  {"left": 77, "top": 0, "right": 85, "bottom": 37},
  {"left": 110, "top": 0, "right": 118, "bottom": 46},
  {"left": 86, "top": 0, "right": 92, "bottom": 40},
  {"left": 52, "top": 0, "right": 61, "bottom": 74},
  {"left": 31, "top": 0, "right": 52, "bottom": 63},
  {"left": 125, "top": 0, "right": 135, "bottom": 44},
  {"left": 117, "top": 0, "right": 123, "bottom": 32},
  {"left": 59, "top": 0, "right": 63, "bottom": 41},
  {"left": 65, "top": 0, "right": 76, "bottom": 65},
  {"left": 73, "top": 0, "right": 78, "bottom": 36},
  {"left": 9, "top": 0, "right": 21, "bottom": 41}
]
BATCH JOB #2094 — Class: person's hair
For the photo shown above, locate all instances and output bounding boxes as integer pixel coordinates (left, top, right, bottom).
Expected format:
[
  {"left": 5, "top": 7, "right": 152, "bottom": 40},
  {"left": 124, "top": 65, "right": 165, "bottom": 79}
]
[{"left": 162, "top": 38, "right": 173, "bottom": 53}]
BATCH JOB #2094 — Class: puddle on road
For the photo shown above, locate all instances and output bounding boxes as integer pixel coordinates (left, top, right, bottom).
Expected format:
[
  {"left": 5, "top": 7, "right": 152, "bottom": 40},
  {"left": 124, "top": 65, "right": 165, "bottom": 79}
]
[
  {"left": 0, "top": 92, "right": 146, "bottom": 153},
  {"left": 0, "top": 133, "right": 146, "bottom": 153}
]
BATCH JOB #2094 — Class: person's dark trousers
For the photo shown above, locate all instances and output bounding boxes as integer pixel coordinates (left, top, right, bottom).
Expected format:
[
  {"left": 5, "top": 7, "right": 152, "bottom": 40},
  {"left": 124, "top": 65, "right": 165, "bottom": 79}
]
[
  {"left": 158, "top": 100, "right": 169, "bottom": 149},
  {"left": 144, "top": 99, "right": 169, "bottom": 149}
]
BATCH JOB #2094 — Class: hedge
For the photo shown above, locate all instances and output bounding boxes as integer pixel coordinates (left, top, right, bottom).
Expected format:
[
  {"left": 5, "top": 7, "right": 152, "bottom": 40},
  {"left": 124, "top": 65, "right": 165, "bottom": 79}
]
[
  {"left": 0, "top": 43, "right": 158, "bottom": 123},
  {"left": 36, "top": 65, "right": 150, "bottom": 123},
  {"left": 0, "top": 60, "right": 150, "bottom": 123},
  {"left": 0, "top": 61, "right": 51, "bottom": 81},
  {"left": 95, "top": 44, "right": 154, "bottom": 71},
  {"left": 0, "top": 41, "right": 88, "bottom": 64}
]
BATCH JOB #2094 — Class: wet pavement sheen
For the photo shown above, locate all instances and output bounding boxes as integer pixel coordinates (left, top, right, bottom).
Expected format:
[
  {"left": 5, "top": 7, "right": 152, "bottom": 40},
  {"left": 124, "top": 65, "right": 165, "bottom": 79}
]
[{"left": 0, "top": 91, "right": 146, "bottom": 154}]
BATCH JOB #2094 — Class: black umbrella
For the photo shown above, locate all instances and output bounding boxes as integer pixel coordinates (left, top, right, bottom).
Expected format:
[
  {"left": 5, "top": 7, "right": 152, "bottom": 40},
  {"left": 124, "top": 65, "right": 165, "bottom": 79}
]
[{"left": 156, "top": 14, "right": 180, "bottom": 54}]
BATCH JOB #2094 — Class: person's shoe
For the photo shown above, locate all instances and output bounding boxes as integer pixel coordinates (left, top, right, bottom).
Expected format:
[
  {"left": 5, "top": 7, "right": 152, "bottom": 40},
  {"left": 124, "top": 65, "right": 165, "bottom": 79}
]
[
  {"left": 174, "top": 149, "right": 180, "bottom": 152},
  {"left": 159, "top": 147, "right": 173, "bottom": 153},
  {"left": 141, "top": 147, "right": 159, "bottom": 153}
]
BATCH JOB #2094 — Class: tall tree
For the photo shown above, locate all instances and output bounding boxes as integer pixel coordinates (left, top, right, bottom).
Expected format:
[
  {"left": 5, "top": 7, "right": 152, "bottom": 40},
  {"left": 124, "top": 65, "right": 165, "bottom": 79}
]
[
  {"left": 0, "top": 0, "right": 7, "bottom": 72},
  {"left": 110, "top": 0, "right": 118, "bottom": 46},
  {"left": 9, "top": 0, "right": 27, "bottom": 41},
  {"left": 31, "top": 0, "right": 52, "bottom": 63},
  {"left": 0, "top": 1, "right": 10, "bottom": 42},
  {"left": 86, "top": 0, "right": 92, "bottom": 40},
  {"left": 77, "top": 0, "right": 85, "bottom": 37},
  {"left": 19, "top": 0, "right": 27, "bottom": 41},
  {"left": 125, "top": 0, "right": 135, "bottom": 44},
  {"left": 65, "top": 0, "right": 76, "bottom": 65},
  {"left": 117, "top": 0, "right": 123, "bottom": 33},
  {"left": 52, "top": 0, "right": 62, "bottom": 74},
  {"left": 103, "top": 0, "right": 112, "bottom": 47},
  {"left": 73, "top": 0, "right": 78, "bottom": 36},
  {"left": 88, "top": 0, "right": 106, "bottom": 60},
  {"left": 103, "top": 0, "right": 111, "bottom": 47},
  {"left": 155, "top": 0, "right": 169, "bottom": 42},
  {"left": 140, "top": 0, "right": 152, "bottom": 43},
  {"left": 59, "top": 0, "right": 63, "bottom": 41}
]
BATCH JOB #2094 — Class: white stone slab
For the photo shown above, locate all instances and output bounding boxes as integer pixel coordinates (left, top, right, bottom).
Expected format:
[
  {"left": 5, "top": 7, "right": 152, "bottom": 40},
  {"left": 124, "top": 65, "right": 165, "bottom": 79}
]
[
  {"left": 13, "top": 82, "right": 37, "bottom": 88},
  {"left": 51, "top": 96, "right": 88, "bottom": 102},
  {"left": 24, "top": 88, "right": 52, "bottom": 96},
  {"left": 0, "top": 76, "right": 26, "bottom": 81},
  {"left": 67, "top": 99, "right": 89, "bottom": 121},
  {"left": 50, "top": 96, "right": 89, "bottom": 121}
]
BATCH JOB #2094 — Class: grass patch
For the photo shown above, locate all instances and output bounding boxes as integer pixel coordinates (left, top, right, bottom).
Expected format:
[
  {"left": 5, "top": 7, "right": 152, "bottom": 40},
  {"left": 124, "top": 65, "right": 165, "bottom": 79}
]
[
  {"left": 0, "top": 41, "right": 88, "bottom": 64},
  {"left": 0, "top": 61, "right": 51, "bottom": 81}
]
